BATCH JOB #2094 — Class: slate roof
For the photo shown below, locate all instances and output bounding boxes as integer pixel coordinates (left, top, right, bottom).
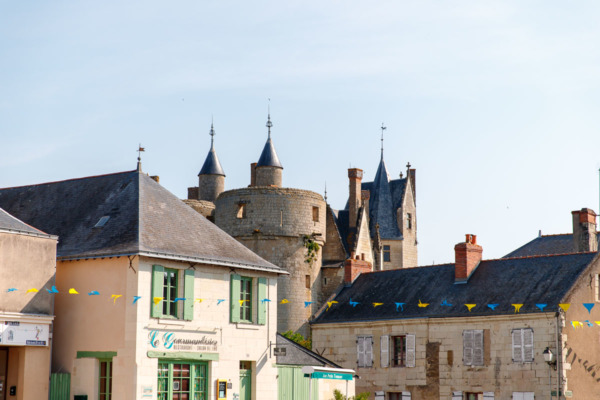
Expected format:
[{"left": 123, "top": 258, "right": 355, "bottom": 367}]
[
  {"left": 313, "top": 252, "right": 597, "bottom": 324},
  {"left": 504, "top": 233, "right": 600, "bottom": 258},
  {"left": 256, "top": 137, "right": 283, "bottom": 169},
  {"left": 0, "top": 171, "right": 283, "bottom": 273},
  {"left": 198, "top": 145, "right": 225, "bottom": 176},
  {"left": 0, "top": 208, "right": 53, "bottom": 238},
  {"left": 275, "top": 333, "right": 342, "bottom": 367},
  {"left": 342, "top": 160, "right": 408, "bottom": 240},
  {"left": 331, "top": 209, "right": 351, "bottom": 255}
]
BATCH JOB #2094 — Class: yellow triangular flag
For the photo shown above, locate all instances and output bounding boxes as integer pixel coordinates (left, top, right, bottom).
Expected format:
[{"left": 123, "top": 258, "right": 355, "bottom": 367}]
[
  {"left": 418, "top": 299, "right": 429, "bottom": 308},
  {"left": 280, "top": 299, "right": 289, "bottom": 304},
  {"left": 239, "top": 300, "right": 248, "bottom": 307},
  {"left": 512, "top": 304, "right": 523, "bottom": 313},
  {"left": 559, "top": 303, "right": 571, "bottom": 312},
  {"left": 572, "top": 321, "right": 582, "bottom": 328},
  {"left": 373, "top": 302, "right": 383, "bottom": 308},
  {"left": 26, "top": 288, "right": 38, "bottom": 293},
  {"left": 327, "top": 301, "right": 338, "bottom": 310},
  {"left": 69, "top": 288, "right": 79, "bottom": 294},
  {"left": 595, "top": 321, "right": 600, "bottom": 326},
  {"left": 111, "top": 294, "right": 122, "bottom": 304},
  {"left": 465, "top": 304, "right": 476, "bottom": 312},
  {"left": 153, "top": 297, "right": 163, "bottom": 305},
  {"left": 195, "top": 298, "right": 203, "bottom": 303}
]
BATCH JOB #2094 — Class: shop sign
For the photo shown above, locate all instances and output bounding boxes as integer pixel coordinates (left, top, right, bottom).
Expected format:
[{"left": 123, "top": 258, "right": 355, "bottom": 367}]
[
  {"left": 311, "top": 371, "right": 353, "bottom": 381},
  {"left": 0, "top": 322, "right": 49, "bottom": 346},
  {"left": 148, "top": 330, "right": 218, "bottom": 352}
]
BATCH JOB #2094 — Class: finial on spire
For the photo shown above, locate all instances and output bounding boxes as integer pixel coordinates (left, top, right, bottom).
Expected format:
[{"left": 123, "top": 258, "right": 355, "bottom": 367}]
[
  {"left": 137, "top": 144, "right": 145, "bottom": 171},
  {"left": 266, "top": 99, "right": 273, "bottom": 139},
  {"left": 324, "top": 182, "right": 328, "bottom": 202},
  {"left": 209, "top": 119, "right": 215, "bottom": 148},
  {"left": 406, "top": 162, "right": 411, "bottom": 175},
  {"left": 380, "top": 123, "right": 387, "bottom": 159}
]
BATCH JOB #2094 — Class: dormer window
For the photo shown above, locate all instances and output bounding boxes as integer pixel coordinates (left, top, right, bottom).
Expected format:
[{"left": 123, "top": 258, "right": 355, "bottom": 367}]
[
  {"left": 406, "top": 213, "right": 412, "bottom": 229},
  {"left": 94, "top": 216, "right": 110, "bottom": 228}
]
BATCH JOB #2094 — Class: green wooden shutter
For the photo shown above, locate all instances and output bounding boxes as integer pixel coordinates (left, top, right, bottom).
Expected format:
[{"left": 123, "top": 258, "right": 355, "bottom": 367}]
[
  {"left": 151, "top": 265, "right": 164, "bottom": 318},
  {"left": 183, "top": 269, "right": 195, "bottom": 321},
  {"left": 230, "top": 274, "right": 241, "bottom": 323},
  {"left": 257, "top": 277, "right": 267, "bottom": 325}
]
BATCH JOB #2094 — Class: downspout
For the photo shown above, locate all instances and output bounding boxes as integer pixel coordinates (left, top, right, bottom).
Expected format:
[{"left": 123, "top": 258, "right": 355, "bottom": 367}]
[{"left": 556, "top": 311, "right": 561, "bottom": 399}]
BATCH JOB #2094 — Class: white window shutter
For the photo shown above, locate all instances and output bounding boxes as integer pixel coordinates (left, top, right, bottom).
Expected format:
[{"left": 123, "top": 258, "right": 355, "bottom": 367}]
[
  {"left": 483, "top": 392, "right": 495, "bottom": 399},
  {"left": 512, "top": 329, "right": 523, "bottom": 363},
  {"left": 473, "top": 330, "right": 484, "bottom": 366},
  {"left": 523, "top": 329, "right": 534, "bottom": 362},
  {"left": 365, "top": 336, "right": 374, "bottom": 367},
  {"left": 357, "top": 336, "right": 365, "bottom": 367},
  {"left": 452, "top": 391, "right": 463, "bottom": 400},
  {"left": 523, "top": 393, "right": 534, "bottom": 400},
  {"left": 406, "top": 334, "right": 416, "bottom": 367},
  {"left": 380, "top": 335, "right": 389, "bottom": 368},
  {"left": 402, "top": 392, "right": 411, "bottom": 400},
  {"left": 512, "top": 393, "right": 524, "bottom": 400},
  {"left": 463, "top": 330, "right": 474, "bottom": 365}
]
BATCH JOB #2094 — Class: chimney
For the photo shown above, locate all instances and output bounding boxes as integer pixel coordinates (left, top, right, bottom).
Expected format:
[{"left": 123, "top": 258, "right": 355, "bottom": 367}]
[
  {"left": 361, "top": 190, "right": 370, "bottom": 218},
  {"left": 150, "top": 176, "right": 160, "bottom": 183},
  {"left": 454, "top": 234, "right": 483, "bottom": 283},
  {"left": 250, "top": 163, "right": 257, "bottom": 187},
  {"left": 348, "top": 168, "right": 363, "bottom": 228},
  {"left": 572, "top": 208, "right": 598, "bottom": 252},
  {"left": 344, "top": 258, "right": 372, "bottom": 285}
]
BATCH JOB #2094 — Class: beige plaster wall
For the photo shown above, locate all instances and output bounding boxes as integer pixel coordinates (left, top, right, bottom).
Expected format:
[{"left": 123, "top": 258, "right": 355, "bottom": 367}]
[
  {"left": 398, "top": 180, "right": 418, "bottom": 268},
  {"left": 381, "top": 239, "right": 403, "bottom": 271},
  {"left": 312, "top": 314, "right": 557, "bottom": 400},
  {"left": 0, "top": 232, "right": 56, "bottom": 314}
]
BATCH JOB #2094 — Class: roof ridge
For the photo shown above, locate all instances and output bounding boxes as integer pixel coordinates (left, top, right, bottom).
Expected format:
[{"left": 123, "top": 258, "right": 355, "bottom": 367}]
[
  {"left": 0, "top": 170, "right": 138, "bottom": 190},
  {"left": 495, "top": 251, "right": 596, "bottom": 261}
]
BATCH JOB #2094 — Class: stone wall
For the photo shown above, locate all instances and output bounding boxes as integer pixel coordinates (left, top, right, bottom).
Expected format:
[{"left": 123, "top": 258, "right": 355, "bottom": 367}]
[
  {"left": 182, "top": 199, "right": 215, "bottom": 220},
  {"left": 198, "top": 174, "right": 224, "bottom": 202},
  {"left": 398, "top": 178, "right": 418, "bottom": 268},
  {"left": 312, "top": 314, "right": 558, "bottom": 400},
  {"left": 255, "top": 167, "right": 282, "bottom": 187}
]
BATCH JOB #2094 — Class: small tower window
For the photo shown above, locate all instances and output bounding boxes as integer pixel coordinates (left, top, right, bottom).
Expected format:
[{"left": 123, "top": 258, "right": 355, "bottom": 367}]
[
  {"left": 406, "top": 213, "right": 412, "bottom": 229},
  {"left": 305, "top": 275, "right": 311, "bottom": 289},
  {"left": 237, "top": 203, "right": 247, "bottom": 219},
  {"left": 383, "top": 245, "right": 391, "bottom": 262},
  {"left": 312, "top": 206, "right": 319, "bottom": 222}
]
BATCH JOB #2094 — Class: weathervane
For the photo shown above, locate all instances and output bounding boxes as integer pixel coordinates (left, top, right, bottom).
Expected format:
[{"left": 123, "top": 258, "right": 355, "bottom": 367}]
[
  {"left": 380, "top": 123, "right": 387, "bottom": 158},
  {"left": 209, "top": 118, "right": 215, "bottom": 148},
  {"left": 266, "top": 99, "right": 273, "bottom": 138},
  {"left": 137, "top": 144, "right": 145, "bottom": 171}
]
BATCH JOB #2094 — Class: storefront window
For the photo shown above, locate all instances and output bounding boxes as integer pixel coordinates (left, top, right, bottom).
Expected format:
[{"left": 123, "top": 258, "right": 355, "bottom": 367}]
[{"left": 157, "top": 361, "right": 207, "bottom": 400}]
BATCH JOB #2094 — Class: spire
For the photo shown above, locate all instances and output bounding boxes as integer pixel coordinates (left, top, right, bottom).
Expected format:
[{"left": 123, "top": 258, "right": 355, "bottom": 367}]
[
  {"left": 198, "top": 123, "right": 225, "bottom": 176},
  {"left": 380, "top": 123, "right": 386, "bottom": 160},
  {"left": 256, "top": 110, "right": 283, "bottom": 169}
]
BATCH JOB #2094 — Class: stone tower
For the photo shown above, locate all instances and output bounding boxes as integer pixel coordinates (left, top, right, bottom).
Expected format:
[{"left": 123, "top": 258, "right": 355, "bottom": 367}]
[{"left": 214, "top": 115, "right": 326, "bottom": 336}]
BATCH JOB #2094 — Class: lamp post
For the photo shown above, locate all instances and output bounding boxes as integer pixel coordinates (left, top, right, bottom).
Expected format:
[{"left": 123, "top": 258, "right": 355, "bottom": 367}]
[{"left": 543, "top": 347, "right": 557, "bottom": 399}]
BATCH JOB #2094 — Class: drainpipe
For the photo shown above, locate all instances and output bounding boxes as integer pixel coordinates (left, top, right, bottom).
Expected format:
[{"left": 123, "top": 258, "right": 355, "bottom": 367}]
[{"left": 556, "top": 311, "right": 561, "bottom": 399}]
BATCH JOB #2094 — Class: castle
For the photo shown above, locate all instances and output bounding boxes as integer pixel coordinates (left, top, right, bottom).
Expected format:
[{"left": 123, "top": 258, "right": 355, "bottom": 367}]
[{"left": 184, "top": 115, "right": 418, "bottom": 336}]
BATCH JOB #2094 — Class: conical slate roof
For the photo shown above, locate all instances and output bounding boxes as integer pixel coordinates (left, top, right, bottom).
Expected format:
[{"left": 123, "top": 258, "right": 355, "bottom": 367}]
[
  {"left": 368, "top": 158, "right": 401, "bottom": 238},
  {"left": 0, "top": 171, "right": 282, "bottom": 273},
  {"left": 198, "top": 147, "right": 225, "bottom": 176},
  {"left": 256, "top": 137, "right": 283, "bottom": 169}
]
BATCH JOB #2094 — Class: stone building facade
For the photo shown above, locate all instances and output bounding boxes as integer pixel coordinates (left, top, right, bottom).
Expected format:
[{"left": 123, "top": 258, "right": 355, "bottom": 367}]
[{"left": 186, "top": 117, "right": 418, "bottom": 336}]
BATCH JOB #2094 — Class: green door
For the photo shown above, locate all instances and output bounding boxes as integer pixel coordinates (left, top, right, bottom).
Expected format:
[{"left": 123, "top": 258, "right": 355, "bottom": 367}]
[{"left": 239, "top": 361, "right": 252, "bottom": 400}]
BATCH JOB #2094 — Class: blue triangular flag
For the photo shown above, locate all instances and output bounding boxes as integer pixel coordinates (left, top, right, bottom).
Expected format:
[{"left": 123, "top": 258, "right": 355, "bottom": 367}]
[
  {"left": 441, "top": 299, "right": 453, "bottom": 307},
  {"left": 583, "top": 303, "right": 595, "bottom": 314},
  {"left": 261, "top": 298, "right": 271, "bottom": 303},
  {"left": 217, "top": 299, "right": 225, "bottom": 305},
  {"left": 133, "top": 296, "right": 142, "bottom": 304},
  {"left": 487, "top": 304, "right": 499, "bottom": 311},
  {"left": 395, "top": 302, "right": 405, "bottom": 312},
  {"left": 174, "top": 297, "right": 186, "bottom": 303},
  {"left": 88, "top": 291, "right": 100, "bottom": 296},
  {"left": 304, "top": 301, "right": 313, "bottom": 308},
  {"left": 536, "top": 304, "right": 547, "bottom": 311},
  {"left": 7, "top": 288, "right": 17, "bottom": 293}
]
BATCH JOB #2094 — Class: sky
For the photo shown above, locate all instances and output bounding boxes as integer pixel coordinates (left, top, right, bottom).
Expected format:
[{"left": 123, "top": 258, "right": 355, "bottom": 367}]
[{"left": 2, "top": 1, "right": 600, "bottom": 265}]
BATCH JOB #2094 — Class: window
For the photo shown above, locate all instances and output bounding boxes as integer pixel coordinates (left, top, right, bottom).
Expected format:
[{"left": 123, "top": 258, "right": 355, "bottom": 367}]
[
  {"left": 357, "top": 336, "right": 373, "bottom": 367},
  {"left": 393, "top": 336, "right": 406, "bottom": 366},
  {"left": 230, "top": 275, "right": 267, "bottom": 325},
  {"left": 463, "top": 330, "right": 484, "bottom": 366},
  {"left": 151, "top": 265, "right": 194, "bottom": 321},
  {"left": 98, "top": 359, "right": 112, "bottom": 400},
  {"left": 305, "top": 275, "right": 311, "bottom": 289},
  {"left": 512, "top": 328, "right": 534, "bottom": 363},
  {"left": 323, "top": 277, "right": 328, "bottom": 286},
  {"left": 312, "top": 206, "right": 319, "bottom": 222},
  {"left": 406, "top": 213, "right": 412, "bottom": 229},
  {"left": 381, "top": 335, "right": 415, "bottom": 368},
  {"left": 237, "top": 203, "right": 247, "bottom": 219},
  {"left": 512, "top": 393, "right": 534, "bottom": 400},
  {"left": 383, "top": 245, "right": 391, "bottom": 262},
  {"left": 157, "top": 361, "right": 207, "bottom": 400},
  {"left": 388, "top": 393, "right": 411, "bottom": 400}
]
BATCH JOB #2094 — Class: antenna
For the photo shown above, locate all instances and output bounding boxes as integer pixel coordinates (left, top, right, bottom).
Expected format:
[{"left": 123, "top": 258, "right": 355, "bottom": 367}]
[{"left": 380, "top": 123, "right": 387, "bottom": 159}]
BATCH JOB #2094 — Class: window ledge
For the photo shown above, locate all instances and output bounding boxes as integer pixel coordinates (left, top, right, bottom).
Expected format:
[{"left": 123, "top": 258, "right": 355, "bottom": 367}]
[
  {"left": 157, "top": 318, "right": 186, "bottom": 326},
  {"left": 235, "top": 323, "right": 260, "bottom": 330}
]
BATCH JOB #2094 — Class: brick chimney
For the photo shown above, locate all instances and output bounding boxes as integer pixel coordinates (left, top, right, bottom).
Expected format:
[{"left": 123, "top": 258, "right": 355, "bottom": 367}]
[
  {"left": 348, "top": 168, "right": 363, "bottom": 228},
  {"left": 454, "top": 234, "right": 482, "bottom": 283},
  {"left": 344, "top": 257, "right": 372, "bottom": 285},
  {"left": 572, "top": 208, "right": 598, "bottom": 252}
]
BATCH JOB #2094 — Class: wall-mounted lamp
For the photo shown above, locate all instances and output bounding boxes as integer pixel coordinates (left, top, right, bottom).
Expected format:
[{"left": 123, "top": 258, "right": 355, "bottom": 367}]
[{"left": 543, "top": 347, "right": 557, "bottom": 370}]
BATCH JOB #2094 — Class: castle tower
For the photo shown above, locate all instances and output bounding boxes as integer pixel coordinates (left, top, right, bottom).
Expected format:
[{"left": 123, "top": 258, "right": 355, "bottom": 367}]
[
  {"left": 254, "top": 113, "right": 283, "bottom": 187},
  {"left": 197, "top": 123, "right": 225, "bottom": 202}
]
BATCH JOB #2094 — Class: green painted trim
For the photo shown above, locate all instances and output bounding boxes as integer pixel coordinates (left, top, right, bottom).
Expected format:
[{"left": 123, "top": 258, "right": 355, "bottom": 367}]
[
  {"left": 147, "top": 351, "right": 219, "bottom": 361},
  {"left": 76, "top": 351, "right": 117, "bottom": 359}
]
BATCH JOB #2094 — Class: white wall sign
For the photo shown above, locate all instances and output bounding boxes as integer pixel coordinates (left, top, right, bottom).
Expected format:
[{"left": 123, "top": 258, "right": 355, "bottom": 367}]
[
  {"left": 0, "top": 322, "right": 49, "bottom": 346},
  {"left": 148, "top": 330, "right": 218, "bottom": 352}
]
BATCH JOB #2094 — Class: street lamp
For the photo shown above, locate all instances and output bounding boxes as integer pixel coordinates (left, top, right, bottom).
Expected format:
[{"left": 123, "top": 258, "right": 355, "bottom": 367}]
[{"left": 543, "top": 347, "right": 557, "bottom": 370}]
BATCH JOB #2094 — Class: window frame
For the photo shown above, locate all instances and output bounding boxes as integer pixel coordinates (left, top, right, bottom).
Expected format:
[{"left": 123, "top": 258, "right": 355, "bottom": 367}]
[
  {"left": 157, "top": 361, "right": 208, "bottom": 400},
  {"left": 463, "top": 329, "right": 484, "bottom": 366},
  {"left": 162, "top": 268, "right": 179, "bottom": 318},
  {"left": 406, "top": 213, "right": 412, "bottom": 229},
  {"left": 357, "top": 335, "right": 373, "bottom": 368},
  {"left": 230, "top": 274, "right": 267, "bottom": 325},
  {"left": 512, "top": 328, "right": 534, "bottom": 363},
  {"left": 383, "top": 245, "right": 391, "bottom": 262},
  {"left": 98, "top": 358, "right": 113, "bottom": 400},
  {"left": 151, "top": 265, "right": 194, "bottom": 321},
  {"left": 392, "top": 335, "right": 407, "bottom": 367},
  {"left": 239, "top": 277, "right": 253, "bottom": 323}
]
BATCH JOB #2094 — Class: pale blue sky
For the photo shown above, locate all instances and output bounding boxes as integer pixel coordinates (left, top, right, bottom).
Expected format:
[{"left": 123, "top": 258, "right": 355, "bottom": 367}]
[{"left": 2, "top": 1, "right": 600, "bottom": 264}]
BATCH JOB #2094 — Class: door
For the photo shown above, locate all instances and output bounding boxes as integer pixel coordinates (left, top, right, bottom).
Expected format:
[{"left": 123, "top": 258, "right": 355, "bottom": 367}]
[
  {"left": 0, "top": 348, "right": 6, "bottom": 400},
  {"left": 239, "top": 361, "right": 251, "bottom": 400}
]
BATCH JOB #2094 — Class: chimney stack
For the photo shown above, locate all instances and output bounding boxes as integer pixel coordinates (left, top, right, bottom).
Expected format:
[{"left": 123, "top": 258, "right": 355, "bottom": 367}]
[
  {"left": 348, "top": 168, "right": 363, "bottom": 228},
  {"left": 344, "top": 257, "right": 372, "bottom": 285},
  {"left": 572, "top": 208, "right": 598, "bottom": 252},
  {"left": 455, "top": 234, "right": 483, "bottom": 283}
]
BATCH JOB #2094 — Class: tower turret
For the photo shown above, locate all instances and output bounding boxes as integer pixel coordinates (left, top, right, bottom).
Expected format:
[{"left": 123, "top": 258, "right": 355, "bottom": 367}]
[
  {"left": 198, "top": 123, "right": 225, "bottom": 202},
  {"left": 255, "top": 113, "right": 283, "bottom": 187}
]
